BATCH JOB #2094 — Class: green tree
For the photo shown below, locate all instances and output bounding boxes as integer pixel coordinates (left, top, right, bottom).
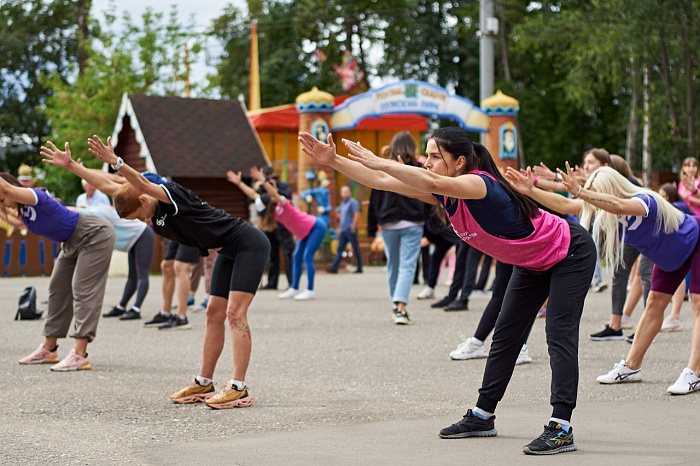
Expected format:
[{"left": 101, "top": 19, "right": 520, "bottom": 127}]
[
  {"left": 41, "top": 4, "right": 204, "bottom": 201},
  {"left": 0, "top": 0, "right": 80, "bottom": 174}
]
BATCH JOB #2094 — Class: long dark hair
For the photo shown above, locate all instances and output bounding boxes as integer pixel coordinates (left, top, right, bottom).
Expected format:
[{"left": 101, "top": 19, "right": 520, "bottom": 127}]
[
  {"left": 429, "top": 127, "right": 540, "bottom": 221},
  {"left": 659, "top": 182, "right": 682, "bottom": 204},
  {"left": 387, "top": 131, "right": 419, "bottom": 166}
]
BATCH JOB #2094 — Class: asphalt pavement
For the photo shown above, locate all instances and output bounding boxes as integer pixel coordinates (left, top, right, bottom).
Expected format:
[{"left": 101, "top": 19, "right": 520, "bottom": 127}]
[{"left": 1, "top": 266, "right": 698, "bottom": 464}]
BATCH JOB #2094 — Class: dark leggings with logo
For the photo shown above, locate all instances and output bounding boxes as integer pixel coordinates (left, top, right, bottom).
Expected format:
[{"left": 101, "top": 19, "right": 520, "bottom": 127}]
[{"left": 476, "top": 221, "right": 596, "bottom": 422}]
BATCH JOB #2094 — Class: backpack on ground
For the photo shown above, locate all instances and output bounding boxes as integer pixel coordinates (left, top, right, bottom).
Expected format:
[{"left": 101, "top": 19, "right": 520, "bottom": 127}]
[{"left": 15, "top": 286, "right": 42, "bottom": 320}]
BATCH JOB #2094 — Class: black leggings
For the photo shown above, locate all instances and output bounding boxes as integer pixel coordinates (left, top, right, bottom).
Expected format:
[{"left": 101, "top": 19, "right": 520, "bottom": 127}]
[
  {"left": 210, "top": 227, "right": 271, "bottom": 297},
  {"left": 424, "top": 230, "right": 458, "bottom": 289},
  {"left": 476, "top": 221, "right": 596, "bottom": 422},
  {"left": 119, "top": 227, "right": 155, "bottom": 309}
]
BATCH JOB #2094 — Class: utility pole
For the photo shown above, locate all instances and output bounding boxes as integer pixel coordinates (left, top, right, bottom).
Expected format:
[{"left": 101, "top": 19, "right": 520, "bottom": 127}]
[{"left": 480, "top": 0, "right": 496, "bottom": 144}]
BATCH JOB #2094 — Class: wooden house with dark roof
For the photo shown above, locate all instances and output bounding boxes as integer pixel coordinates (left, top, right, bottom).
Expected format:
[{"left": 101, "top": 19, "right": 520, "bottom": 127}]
[{"left": 110, "top": 93, "right": 269, "bottom": 220}]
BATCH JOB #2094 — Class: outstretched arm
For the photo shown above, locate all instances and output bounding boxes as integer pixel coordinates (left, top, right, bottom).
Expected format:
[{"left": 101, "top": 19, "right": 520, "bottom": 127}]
[
  {"left": 0, "top": 175, "right": 39, "bottom": 206},
  {"left": 342, "top": 139, "right": 485, "bottom": 201},
  {"left": 298, "top": 132, "right": 437, "bottom": 205},
  {"left": 226, "top": 170, "right": 260, "bottom": 201},
  {"left": 505, "top": 167, "right": 583, "bottom": 215},
  {"left": 41, "top": 141, "right": 122, "bottom": 196},
  {"left": 558, "top": 163, "right": 646, "bottom": 216},
  {"left": 249, "top": 166, "right": 286, "bottom": 205},
  {"left": 88, "top": 135, "right": 170, "bottom": 204}
]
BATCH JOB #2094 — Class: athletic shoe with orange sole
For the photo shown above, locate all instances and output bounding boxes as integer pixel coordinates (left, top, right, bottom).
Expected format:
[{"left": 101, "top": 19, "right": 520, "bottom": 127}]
[
  {"left": 205, "top": 382, "right": 253, "bottom": 409},
  {"left": 50, "top": 349, "right": 91, "bottom": 371},
  {"left": 19, "top": 344, "right": 60, "bottom": 365},
  {"left": 170, "top": 378, "right": 215, "bottom": 404}
]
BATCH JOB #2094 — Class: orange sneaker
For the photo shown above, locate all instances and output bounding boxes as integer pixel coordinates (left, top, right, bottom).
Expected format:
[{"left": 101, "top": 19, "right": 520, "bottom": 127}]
[
  {"left": 50, "top": 349, "right": 91, "bottom": 371},
  {"left": 170, "top": 378, "right": 215, "bottom": 404},
  {"left": 19, "top": 345, "right": 60, "bottom": 365},
  {"left": 205, "top": 382, "right": 253, "bottom": 409}
]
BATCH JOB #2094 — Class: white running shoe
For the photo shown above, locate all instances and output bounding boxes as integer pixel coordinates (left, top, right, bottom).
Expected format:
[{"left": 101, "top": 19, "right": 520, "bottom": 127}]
[
  {"left": 515, "top": 345, "right": 532, "bottom": 365},
  {"left": 667, "top": 367, "right": 700, "bottom": 395},
  {"left": 660, "top": 316, "right": 682, "bottom": 332},
  {"left": 294, "top": 289, "right": 315, "bottom": 300},
  {"left": 620, "top": 315, "right": 633, "bottom": 329},
  {"left": 417, "top": 286, "right": 435, "bottom": 300},
  {"left": 278, "top": 288, "right": 299, "bottom": 299},
  {"left": 597, "top": 359, "right": 642, "bottom": 384},
  {"left": 449, "top": 336, "right": 488, "bottom": 360}
]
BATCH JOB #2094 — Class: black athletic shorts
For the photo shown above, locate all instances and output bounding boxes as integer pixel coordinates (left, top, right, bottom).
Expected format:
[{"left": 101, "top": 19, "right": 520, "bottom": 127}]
[
  {"left": 163, "top": 239, "right": 201, "bottom": 264},
  {"left": 210, "top": 227, "right": 271, "bottom": 296}
]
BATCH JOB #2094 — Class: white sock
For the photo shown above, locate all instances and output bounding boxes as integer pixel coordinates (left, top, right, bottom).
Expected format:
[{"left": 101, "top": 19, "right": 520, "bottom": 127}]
[
  {"left": 195, "top": 375, "right": 213, "bottom": 386},
  {"left": 230, "top": 379, "right": 246, "bottom": 390},
  {"left": 131, "top": 306, "right": 140, "bottom": 313},
  {"left": 473, "top": 407, "right": 494, "bottom": 419},
  {"left": 550, "top": 417, "right": 570, "bottom": 432},
  {"left": 472, "top": 337, "right": 484, "bottom": 345},
  {"left": 161, "top": 311, "right": 172, "bottom": 316},
  {"left": 116, "top": 304, "right": 125, "bottom": 310}
]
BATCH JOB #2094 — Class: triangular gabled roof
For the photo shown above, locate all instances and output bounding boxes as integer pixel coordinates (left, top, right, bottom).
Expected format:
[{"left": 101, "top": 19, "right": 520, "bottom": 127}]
[{"left": 112, "top": 93, "right": 269, "bottom": 178}]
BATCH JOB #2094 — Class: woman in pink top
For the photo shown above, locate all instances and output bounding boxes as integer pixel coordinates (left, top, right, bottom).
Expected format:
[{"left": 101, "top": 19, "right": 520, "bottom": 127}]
[
  {"left": 678, "top": 157, "right": 700, "bottom": 216},
  {"left": 299, "top": 127, "right": 596, "bottom": 456},
  {"left": 229, "top": 168, "right": 328, "bottom": 301}
]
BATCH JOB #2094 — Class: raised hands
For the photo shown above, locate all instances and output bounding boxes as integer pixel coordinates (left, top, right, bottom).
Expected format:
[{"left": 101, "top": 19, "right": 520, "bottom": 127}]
[
  {"left": 227, "top": 170, "right": 242, "bottom": 185},
  {"left": 342, "top": 139, "right": 386, "bottom": 170},
  {"left": 298, "top": 132, "right": 337, "bottom": 165},
  {"left": 87, "top": 135, "right": 118, "bottom": 165},
  {"left": 250, "top": 166, "right": 266, "bottom": 182},
  {"left": 40, "top": 141, "right": 73, "bottom": 168},
  {"left": 532, "top": 162, "right": 556, "bottom": 181},
  {"left": 681, "top": 173, "right": 698, "bottom": 194},
  {"left": 504, "top": 166, "right": 535, "bottom": 194},
  {"left": 557, "top": 162, "right": 581, "bottom": 196}
]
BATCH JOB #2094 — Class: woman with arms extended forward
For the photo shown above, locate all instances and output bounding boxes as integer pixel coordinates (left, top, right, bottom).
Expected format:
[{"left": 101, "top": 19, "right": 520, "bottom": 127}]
[
  {"left": 299, "top": 127, "right": 595, "bottom": 456},
  {"left": 87, "top": 135, "right": 270, "bottom": 409},
  {"left": 523, "top": 164, "right": 700, "bottom": 395}
]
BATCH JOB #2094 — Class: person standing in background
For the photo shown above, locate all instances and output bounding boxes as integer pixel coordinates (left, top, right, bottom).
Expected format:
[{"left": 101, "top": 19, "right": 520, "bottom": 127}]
[
  {"left": 76, "top": 179, "right": 111, "bottom": 207},
  {"left": 327, "top": 185, "right": 363, "bottom": 274}
]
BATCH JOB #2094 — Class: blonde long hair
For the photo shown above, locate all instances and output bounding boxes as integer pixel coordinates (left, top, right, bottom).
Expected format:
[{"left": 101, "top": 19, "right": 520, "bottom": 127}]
[{"left": 580, "top": 167, "right": 684, "bottom": 269}]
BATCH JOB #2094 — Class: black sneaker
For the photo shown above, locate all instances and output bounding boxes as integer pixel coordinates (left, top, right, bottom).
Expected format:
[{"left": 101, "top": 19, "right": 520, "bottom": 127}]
[
  {"left": 589, "top": 325, "right": 623, "bottom": 341},
  {"left": 430, "top": 296, "right": 453, "bottom": 308},
  {"left": 393, "top": 309, "right": 412, "bottom": 325},
  {"left": 523, "top": 421, "right": 576, "bottom": 455},
  {"left": 444, "top": 299, "right": 468, "bottom": 312},
  {"left": 144, "top": 312, "right": 171, "bottom": 327},
  {"left": 439, "top": 410, "right": 497, "bottom": 439},
  {"left": 159, "top": 315, "right": 191, "bottom": 330},
  {"left": 103, "top": 306, "right": 125, "bottom": 318},
  {"left": 326, "top": 268, "right": 338, "bottom": 274},
  {"left": 119, "top": 309, "right": 141, "bottom": 320},
  {"left": 625, "top": 332, "right": 635, "bottom": 344},
  {"left": 353, "top": 269, "right": 363, "bottom": 274}
]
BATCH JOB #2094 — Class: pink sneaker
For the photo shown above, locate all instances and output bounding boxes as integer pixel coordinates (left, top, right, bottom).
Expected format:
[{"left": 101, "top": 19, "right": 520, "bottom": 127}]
[
  {"left": 19, "top": 345, "right": 60, "bottom": 365},
  {"left": 50, "top": 349, "right": 91, "bottom": 372}
]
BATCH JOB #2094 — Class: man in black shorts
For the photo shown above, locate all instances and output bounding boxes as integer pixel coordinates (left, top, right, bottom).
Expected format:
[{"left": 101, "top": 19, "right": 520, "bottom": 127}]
[{"left": 144, "top": 239, "right": 200, "bottom": 330}]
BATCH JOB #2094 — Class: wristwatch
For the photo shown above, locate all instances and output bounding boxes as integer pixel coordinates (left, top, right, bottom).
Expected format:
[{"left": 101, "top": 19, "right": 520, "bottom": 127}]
[{"left": 111, "top": 157, "right": 124, "bottom": 171}]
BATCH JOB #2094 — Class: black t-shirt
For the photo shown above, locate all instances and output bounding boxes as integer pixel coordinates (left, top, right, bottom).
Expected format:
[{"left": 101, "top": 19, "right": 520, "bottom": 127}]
[{"left": 152, "top": 182, "right": 250, "bottom": 256}]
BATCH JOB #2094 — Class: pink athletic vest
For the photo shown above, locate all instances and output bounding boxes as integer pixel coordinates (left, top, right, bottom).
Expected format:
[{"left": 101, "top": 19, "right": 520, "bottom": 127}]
[{"left": 444, "top": 170, "right": 571, "bottom": 271}]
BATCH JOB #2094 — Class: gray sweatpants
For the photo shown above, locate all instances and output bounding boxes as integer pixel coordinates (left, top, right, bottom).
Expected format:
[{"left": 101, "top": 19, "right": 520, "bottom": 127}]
[
  {"left": 611, "top": 243, "right": 653, "bottom": 316},
  {"left": 43, "top": 214, "right": 116, "bottom": 342}
]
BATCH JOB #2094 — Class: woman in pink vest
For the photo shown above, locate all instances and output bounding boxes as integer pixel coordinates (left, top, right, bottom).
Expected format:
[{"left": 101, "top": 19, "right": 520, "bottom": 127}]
[
  {"left": 299, "top": 127, "right": 596, "bottom": 456},
  {"left": 228, "top": 168, "right": 327, "bottom": 301}
]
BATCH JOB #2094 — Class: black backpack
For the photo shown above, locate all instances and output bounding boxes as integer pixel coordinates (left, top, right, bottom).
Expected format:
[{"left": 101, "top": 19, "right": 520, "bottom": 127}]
[{"left": 15, "top": 286, "right": 42, "bottom": 320}]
